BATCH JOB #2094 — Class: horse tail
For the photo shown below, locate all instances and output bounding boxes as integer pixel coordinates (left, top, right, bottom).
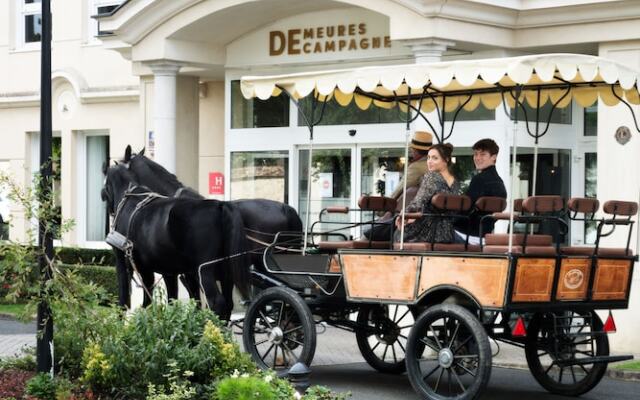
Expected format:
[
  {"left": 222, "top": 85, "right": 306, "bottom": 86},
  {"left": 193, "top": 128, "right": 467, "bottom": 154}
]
[{"left": 222, "top": 202, "right": 250, "bottom": 300}]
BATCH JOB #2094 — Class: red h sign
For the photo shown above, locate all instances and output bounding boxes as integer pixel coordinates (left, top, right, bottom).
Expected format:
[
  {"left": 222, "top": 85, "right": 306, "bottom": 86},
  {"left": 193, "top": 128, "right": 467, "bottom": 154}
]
[{"left": 208, "top": 172, "right": 224, "bottom": 195}]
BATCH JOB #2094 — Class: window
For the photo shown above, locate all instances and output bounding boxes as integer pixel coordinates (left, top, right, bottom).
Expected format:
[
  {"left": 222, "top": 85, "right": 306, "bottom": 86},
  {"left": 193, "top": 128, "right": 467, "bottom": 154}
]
[
  {"left": 85, "top": 136, "right": 109, "bottom": 241},
  {"left": 298, "top": 97, "right": 399, "bottom": 126},
  {"left": 510, "top": 102, "right": 572, "bottom": 125},
  {"left": 299, "top": 148, "right": 351, "bottom": 236},
  {"left": 20, "top": 0, "right": 42, "bottom": 45},
  {"left": 90, "top": 0, "right": 123, "bottom": 38},
  {"left": 584, "top": 102, "right": 598, "bottom": 136},
  {"left": 230, "top": 81, "right": 289, "bottom": 128},
  {"left": 230, "top": 151, "right": 289, "bottom": 202},
  {"left": 361, "top": 148, "right": 405, "bottom": 197}
]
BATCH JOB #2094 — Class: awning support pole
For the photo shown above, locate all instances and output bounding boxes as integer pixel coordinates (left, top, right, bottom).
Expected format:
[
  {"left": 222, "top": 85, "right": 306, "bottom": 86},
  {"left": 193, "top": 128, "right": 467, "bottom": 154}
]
[{"left": 399, "top": 88, "right": 413, "bottom": 249}]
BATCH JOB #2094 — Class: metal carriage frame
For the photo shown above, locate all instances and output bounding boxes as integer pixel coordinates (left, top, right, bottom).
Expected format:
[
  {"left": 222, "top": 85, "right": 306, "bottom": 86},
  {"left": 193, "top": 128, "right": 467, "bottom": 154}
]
[{"left": 239, "top": 54, "right": 640, "bottom": 400}]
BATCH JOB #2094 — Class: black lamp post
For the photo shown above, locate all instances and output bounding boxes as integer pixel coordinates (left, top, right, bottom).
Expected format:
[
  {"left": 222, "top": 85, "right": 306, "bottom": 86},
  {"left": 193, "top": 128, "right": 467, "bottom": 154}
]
[{"left": 36, "top": 0, "right": 54, "bottom": 374}]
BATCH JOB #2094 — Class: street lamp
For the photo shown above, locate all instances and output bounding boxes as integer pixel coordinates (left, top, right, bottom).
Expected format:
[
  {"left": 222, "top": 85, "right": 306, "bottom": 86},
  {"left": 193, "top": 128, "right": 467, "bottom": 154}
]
[{"left": 36, "top": 0, "right": 54, "bottom": 374}]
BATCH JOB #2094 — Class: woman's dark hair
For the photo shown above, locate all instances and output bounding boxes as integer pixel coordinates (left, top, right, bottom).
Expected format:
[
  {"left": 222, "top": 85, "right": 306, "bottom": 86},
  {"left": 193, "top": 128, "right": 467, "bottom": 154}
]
[{"left": 429, "top": 143, "right": 454, "bottom": 166}]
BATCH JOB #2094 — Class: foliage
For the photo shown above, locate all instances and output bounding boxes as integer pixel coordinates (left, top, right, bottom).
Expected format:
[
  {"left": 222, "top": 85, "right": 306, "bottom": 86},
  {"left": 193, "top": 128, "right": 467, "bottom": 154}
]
[
  {"left": 214, "top": 375, "right": 276, "bottom": 400},
  {"left": 0, "top": 369, "right": 35, "bottom": 399},
  {"left": 302, "top": 386, "right": 351, "bottom": 400},
  {"left": 25, "top": 373, "right": 57, "bottom": 400},
  {"left": 613, "top": 360, "right": 640, "bottom": 371},
  {"left": 58, "top": 264, "right": 117, "bottom": 300},
  {"left": 0, "top": 351, "right": 36, "bottom": 372},
  {"left": 55, "top": 248, "right": 115, "bottom": 267},
  {"left": 81, "top": 300, "right": 255, "bottom": 399}
]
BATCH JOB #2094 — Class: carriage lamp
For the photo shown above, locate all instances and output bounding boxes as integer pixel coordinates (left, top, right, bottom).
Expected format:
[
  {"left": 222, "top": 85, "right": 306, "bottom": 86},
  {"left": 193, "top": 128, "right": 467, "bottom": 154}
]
[
  {"left": 512, "top": 316, "right": 527, "bottom": 337},
  {"left": 604, "top": 311, "right": 617, "bottom": 333},
  {"left": 288, "top": 362, "right": 311, "bottom": 395}
]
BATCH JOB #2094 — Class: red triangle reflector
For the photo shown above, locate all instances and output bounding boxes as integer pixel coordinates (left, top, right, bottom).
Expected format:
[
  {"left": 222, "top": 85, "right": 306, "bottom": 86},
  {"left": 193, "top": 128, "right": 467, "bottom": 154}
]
[
  {"left": 512, "top": 316, "right": 527, "bottom": 337},
  {"left": 604, "top": 311, "right": 617, "bottom": 333}
]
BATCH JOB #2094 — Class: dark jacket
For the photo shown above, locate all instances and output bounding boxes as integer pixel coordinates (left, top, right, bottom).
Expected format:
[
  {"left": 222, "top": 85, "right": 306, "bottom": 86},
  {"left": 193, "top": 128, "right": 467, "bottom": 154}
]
[{"left": 455, "top": 165, "right": 507, "bottom": 236}]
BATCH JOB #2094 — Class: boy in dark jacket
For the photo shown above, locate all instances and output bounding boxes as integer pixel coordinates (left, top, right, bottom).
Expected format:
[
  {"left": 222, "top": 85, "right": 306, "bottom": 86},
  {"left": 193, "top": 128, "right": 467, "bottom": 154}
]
[{"left": 454, "top": 139, "right": 507, "bottom": 244}]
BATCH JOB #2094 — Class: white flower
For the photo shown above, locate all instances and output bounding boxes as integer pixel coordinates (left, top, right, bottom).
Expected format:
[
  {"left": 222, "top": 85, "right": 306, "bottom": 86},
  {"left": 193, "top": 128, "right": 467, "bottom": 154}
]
[
  {"left": 183, "top": 370, "right": 194, "bottom": 377},
  {"left": 293, "top": 391, "right": 302, "bottom": 399},
  {"left": 264, "top": 375, "right": 273, "bottom": 383},
  {"left": 241, "top": 373, "right": 250, "bottom": 378},
  {"left": 231, "top": 369, "right": 240, "bottom": 378}
]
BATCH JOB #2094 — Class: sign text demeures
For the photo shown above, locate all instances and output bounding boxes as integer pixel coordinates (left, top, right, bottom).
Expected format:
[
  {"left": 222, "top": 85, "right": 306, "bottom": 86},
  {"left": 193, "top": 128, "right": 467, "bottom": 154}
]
[{"left": 270, "top": 23, "right": 391, "bottom": 56}]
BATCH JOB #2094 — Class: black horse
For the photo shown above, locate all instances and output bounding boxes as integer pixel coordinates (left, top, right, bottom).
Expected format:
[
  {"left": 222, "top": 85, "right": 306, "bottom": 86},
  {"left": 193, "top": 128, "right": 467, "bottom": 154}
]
[
  {"left": 101, "top": 162, "right": 249, "bottom": 320},
  {"left": 118, "top": 146, "right": 303, "bottom": 291}
]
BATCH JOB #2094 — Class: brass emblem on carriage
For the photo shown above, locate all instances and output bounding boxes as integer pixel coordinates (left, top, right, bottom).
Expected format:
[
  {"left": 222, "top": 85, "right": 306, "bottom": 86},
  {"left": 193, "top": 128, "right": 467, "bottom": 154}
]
[{"left": 563, "top": 269, "right": 585, "bottom": 290}]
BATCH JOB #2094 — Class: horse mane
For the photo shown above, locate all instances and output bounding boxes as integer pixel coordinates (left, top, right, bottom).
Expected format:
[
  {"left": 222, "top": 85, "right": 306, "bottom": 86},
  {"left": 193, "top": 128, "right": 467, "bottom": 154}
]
[{"left": 131, "top": 153, "right": 184, "bottom": 189}]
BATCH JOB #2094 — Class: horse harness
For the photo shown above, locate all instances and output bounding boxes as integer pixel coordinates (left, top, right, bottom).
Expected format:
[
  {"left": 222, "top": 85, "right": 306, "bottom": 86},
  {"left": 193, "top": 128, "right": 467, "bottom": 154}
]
[{"left": 106, "top": 185, "right": 168, "bottom": 298}]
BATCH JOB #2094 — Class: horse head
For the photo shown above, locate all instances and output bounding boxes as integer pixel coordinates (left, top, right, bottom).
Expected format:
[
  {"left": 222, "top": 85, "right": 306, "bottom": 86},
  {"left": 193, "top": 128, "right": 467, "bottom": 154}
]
[{"left": 101, "top": 161, "right": 137, "bottom": 216}]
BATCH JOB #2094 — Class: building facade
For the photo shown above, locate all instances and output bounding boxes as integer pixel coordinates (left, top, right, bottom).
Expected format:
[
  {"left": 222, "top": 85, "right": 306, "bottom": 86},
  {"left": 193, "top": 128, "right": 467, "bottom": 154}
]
[{"left": 1, "top": 0, "right": 639, "bottom": 351}]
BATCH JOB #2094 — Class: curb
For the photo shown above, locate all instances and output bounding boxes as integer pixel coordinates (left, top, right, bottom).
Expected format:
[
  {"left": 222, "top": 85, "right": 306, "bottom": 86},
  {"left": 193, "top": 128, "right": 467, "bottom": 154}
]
[
  {"left": 494, "top": 362, "right": 640, "bottom": 382},
  {"left": 607, "top": 369, "right": 640, "bottom": 382}
]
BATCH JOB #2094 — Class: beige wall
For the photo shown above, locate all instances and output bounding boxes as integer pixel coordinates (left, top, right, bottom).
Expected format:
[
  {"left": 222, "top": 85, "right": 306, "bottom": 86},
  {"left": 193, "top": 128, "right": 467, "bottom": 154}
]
[
  {"left": 596, "top": 40, "right": 640, "bottom": 356},
  {"left": 198, "top": 81, "right": 225, "bottom": 199}
]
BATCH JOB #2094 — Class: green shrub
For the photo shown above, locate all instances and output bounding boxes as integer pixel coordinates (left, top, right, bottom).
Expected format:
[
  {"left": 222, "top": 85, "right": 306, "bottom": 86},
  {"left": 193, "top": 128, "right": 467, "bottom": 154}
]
[
  {"left": 215, "top": 375, "right": 276, "bottom": 400},
  {"left": 55, "top": 247, "right": 115, "bottom": 266},
  {"left": 25, "top": 373, "right": 57, "bottom": 400},
  {"left": 58, "top": 264, "right": 118, "bottom": 300},
  {"left": 0, "top": 352, "right": 36, "bottom": 372},
  {"left": 81, "top": 300, "right": 255, "bottom": 399}
]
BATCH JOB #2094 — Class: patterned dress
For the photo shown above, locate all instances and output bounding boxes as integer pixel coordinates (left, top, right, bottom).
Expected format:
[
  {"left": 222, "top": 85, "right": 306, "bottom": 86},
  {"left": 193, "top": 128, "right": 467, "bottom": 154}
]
[{"left": 395, "top": 171, "right": 461, "bottom": 243}]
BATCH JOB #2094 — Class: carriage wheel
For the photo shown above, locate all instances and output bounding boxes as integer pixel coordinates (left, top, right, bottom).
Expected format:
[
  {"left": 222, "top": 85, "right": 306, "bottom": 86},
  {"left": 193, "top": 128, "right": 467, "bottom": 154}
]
[
  {"left": 243, "top": 287, "right": 316, "bottom": 371},
  {"left": 406, "top": 304, "right": 492, "bottom": 400},
  {"left": 356, "top": 304, "right": 418, "bottom": 374},
  {"left": 525, "top": 310, "right": 609, "bottom": 396}
]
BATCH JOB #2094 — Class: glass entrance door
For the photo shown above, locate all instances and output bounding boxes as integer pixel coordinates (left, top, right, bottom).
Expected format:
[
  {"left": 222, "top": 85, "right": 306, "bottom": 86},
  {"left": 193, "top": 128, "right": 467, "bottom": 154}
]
[{"left": 298, "top": 148, "right": 352, "bottom": 239}]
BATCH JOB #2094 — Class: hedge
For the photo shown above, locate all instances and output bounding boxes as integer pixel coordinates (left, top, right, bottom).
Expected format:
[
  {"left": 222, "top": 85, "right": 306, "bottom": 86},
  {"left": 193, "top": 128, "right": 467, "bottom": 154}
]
[
  {"left": 56, "top": 247, "right": 115, "bottom": 266},
  {"left": 59, "top": 264, "right": 118, "bottom": 300}
]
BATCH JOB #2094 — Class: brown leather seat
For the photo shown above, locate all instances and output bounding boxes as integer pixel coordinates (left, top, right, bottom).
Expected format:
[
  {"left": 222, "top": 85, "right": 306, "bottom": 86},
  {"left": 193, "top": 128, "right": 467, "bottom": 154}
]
[
  {"left": 485, "top": 233, "right": 553, "bottom": 246},
  {"left": 318, "top": 241, "right": 354, "bottom": 250},
  {"left": 483, "top": 245, "right": 523, "bottom": 254},
  {"left": 353, "top": 239, "right": 391, "bottom": 249}
]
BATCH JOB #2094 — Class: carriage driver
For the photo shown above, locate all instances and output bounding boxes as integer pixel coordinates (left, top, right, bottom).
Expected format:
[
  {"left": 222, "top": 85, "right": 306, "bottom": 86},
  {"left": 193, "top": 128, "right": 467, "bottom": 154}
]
[
  {"left": 388, "top": 131, "right": 432, "bottom": 200},
  {"left": 454, "top": 139, "right": 507, "bottom": 245}
]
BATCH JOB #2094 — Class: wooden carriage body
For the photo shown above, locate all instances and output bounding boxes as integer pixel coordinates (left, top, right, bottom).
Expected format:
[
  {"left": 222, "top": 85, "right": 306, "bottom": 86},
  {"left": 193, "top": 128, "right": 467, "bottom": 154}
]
[{"left": 339, "top": 250, "right": 635, "bottom": 310}]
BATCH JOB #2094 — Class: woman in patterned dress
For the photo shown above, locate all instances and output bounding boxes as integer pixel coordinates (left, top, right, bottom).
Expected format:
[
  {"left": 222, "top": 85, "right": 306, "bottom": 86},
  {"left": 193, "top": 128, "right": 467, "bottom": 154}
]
[{"left": 395, "top": 143, "right": 461, "bottom": 243}]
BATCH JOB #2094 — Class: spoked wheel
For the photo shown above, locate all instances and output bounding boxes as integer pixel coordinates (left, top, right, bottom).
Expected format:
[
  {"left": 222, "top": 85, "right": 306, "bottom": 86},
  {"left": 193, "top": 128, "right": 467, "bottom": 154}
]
[
  {"left": 406, "top": 304, "right": 492, "bottom": 400},
  {"left": 355, "top": 304, "right": 418, "bottom": 374},
  {"left": 243, "top": 287, "right": 316, "bottom": 371},
  {"left": 525, "top": 310, "right": 609, "bottom": 396}
]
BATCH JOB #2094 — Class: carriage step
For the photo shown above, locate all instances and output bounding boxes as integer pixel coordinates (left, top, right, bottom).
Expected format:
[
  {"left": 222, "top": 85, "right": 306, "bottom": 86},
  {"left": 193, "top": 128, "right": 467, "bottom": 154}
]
[{"left": 556, "top": 355, "right": 633, "bottom": 367}]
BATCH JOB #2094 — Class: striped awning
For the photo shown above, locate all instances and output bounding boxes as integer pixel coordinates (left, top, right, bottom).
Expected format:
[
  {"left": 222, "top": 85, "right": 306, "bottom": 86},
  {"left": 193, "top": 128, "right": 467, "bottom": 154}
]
[{"left": 241, "top": 54, "right": 640, "bottom": 111}]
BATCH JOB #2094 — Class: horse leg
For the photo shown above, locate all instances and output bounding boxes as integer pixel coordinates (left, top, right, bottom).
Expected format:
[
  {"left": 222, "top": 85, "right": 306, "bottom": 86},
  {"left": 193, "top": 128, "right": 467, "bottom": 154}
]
[
  {"left": 200, "top": 270, "right": 227, "bottom": 320},
  {"left": 140, "top": 270, "right": 156, "bottom": 307},
  {"left": 220, "top": 269, "right": 234, "bottom": 322},
  {"left": 181, "top": 273, "right": 202, "bottom": 307},
  {"left": 115, "top": 250, "right": 131, "bottom": 309},
  {"left": 164, "top": 275, "right": 179, "bottom": 302}
]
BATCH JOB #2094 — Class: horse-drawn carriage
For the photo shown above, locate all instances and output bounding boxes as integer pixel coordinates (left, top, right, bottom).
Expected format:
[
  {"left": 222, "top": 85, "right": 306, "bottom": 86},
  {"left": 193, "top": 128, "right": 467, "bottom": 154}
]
[
  {"left": 237, "top": 54, "right": 639, "bottom": 399},
  {"left": 103, "top": 54, "right": 639, "bottom": 400}
]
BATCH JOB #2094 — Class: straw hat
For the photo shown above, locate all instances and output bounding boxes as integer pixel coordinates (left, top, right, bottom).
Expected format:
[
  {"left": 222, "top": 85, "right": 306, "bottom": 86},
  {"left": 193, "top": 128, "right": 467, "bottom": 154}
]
[{"left": 410, "top": 131, "right": 434, "bottom": 151}]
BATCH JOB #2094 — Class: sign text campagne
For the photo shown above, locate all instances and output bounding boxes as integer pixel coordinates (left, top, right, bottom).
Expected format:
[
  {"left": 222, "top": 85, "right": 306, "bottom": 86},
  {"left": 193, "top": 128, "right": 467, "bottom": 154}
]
[{"left": 269, "top": 23, "right": 391, "bottom": 56}]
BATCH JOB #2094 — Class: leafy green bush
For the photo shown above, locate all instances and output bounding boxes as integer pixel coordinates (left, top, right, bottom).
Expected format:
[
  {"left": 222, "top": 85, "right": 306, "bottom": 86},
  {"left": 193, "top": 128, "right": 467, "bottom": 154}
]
[
  {"left": 215, "top": 375, "right": 277, "bottom": 400},
  {"left": 55, "top": 248, "right": 115, "bottom": 266},
  {"left": 0, "top": 351, "right": 36, "bottom": 372},
  {"left": 25, "top": 373, "right": 57, "bottom": 400},
  {"left": 58, "top": 264, "right": 117, "bottom": 300},
  {"left": 81, "top": 300, "right": 255, "bottom": 399}
]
